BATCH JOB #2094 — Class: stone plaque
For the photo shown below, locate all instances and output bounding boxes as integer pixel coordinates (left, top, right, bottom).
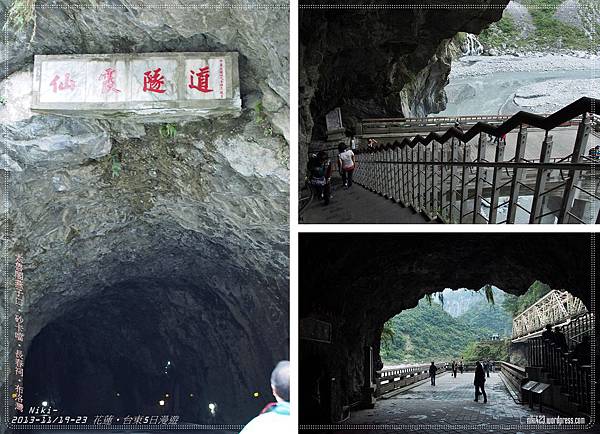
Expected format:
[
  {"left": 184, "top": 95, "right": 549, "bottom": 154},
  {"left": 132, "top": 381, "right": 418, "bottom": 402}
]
[
  {"left": 31, "top": 52, "right": 241, "bottom": 121},
  {"left": 326, "top": 107, "right": 343, "bottom": 132},
  {"left": 300, "top": 318, "right": 332, "bottom": 343}
]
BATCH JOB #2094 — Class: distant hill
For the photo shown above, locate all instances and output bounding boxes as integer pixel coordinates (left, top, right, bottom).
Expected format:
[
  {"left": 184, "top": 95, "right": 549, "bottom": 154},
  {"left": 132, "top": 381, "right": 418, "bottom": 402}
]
[
  {"left": 382, "top": 289, "right": 512, "bottom": 364},
  {"left": 465, "top": 0, "right": 599, "bottom": 54}
]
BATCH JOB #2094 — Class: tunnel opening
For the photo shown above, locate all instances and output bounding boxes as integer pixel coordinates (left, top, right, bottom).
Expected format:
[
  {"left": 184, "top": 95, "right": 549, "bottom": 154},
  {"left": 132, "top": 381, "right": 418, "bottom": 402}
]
[
  {"left": 22, "top": 276, "right": 280, "bottom": 425},
  {"left": 380, "top": 286, "right": 513, "bottom": 368},
  {"left": 299, "top": 233, "right": 594, "bottom": 424}
]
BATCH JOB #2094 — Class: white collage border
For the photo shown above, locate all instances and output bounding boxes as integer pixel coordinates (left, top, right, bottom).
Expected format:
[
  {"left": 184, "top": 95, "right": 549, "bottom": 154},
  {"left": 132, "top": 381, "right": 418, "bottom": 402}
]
[{"left": 0, "top": 1, "right": 598, "bottom": 433}]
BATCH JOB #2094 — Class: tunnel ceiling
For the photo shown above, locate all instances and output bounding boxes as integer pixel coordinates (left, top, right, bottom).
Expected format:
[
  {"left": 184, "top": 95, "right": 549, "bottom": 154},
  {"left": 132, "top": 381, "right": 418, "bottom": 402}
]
[
  {"left": 299, "top": 0, "right": 509, "bottom": 146},
  {"left": 299, "top": 233, "right": 593, "bottom": 417},
  {"left": 301, "top": 233, "right": 591, "bottom": 321},
  {"left": 1, "top": 1, "right": 288, "bottom": 424}
]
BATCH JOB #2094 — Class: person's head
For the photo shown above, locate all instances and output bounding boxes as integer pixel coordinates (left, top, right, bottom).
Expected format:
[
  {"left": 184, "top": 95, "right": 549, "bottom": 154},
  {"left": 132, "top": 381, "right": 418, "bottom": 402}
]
[
  {"left": 270, "top": 360, "right": 290, "bottom": 403},
  {"left": 338, "top": 142, "right": 347, "bottom": 153},
  {"left": 546, "top": 324, "right": 552, "bottom": 331},
  {"left": 554, "top": 326, "right": 561, "bottom": 333},
  {"left": 431, "top": 361, "right": 434, "bottom": 365},
  {"left": 317, "top": 151, "right": 328, "bottom": 163}
]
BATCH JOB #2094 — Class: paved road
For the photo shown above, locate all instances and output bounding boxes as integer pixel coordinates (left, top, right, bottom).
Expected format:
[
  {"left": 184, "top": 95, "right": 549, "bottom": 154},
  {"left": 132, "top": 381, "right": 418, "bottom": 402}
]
[
  {"left": 331, "top": 372, "right": 591, "bottom": 433},
  {"left": 300, "top": 175, "right": 431, "bottom": 224}
]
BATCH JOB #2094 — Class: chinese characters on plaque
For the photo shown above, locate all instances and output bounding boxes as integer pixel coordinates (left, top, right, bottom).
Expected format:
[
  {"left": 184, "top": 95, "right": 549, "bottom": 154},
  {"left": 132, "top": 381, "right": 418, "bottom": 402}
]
[
  {"left": 32, "top": 53, "right": 239, "bottom": 117},
  {"left": 13, "top": 254, "right": 26, "bottom": 412}
]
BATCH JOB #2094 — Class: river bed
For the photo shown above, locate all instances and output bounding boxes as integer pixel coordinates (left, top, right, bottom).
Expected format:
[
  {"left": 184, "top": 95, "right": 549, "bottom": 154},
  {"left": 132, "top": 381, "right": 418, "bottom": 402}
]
[{"left": 438, "top": 53, "right": 600, "bottom": 116}]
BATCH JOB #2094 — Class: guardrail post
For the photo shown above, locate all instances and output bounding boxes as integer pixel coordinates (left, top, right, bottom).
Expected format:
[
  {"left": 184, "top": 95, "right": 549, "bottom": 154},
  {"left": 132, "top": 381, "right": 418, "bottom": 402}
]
[
  {"left": 472, "top": 134, "right": 487, "bottom": 223},
  {"left": 402, "top": 145, "right": 410, "bottom": 206},
  {"left": 529, "top": 133, "right": 554, "bottom": 223},
  {"left": 439, "top": 140, "right": 447, "bottom": 222},
  {"left": 410, "top": 146, "right": 416, "bottom": 209},
  {"left": 424, "top": 146, "right": 431, "bottom": 217},
  {"left": 489, "top": 138, "right": 506, "bottom": 224},
  {"left": 449, "top": 138, "right": 457, "bottom": 223},
  {"left": 459, "top": 141, "right": 469, "bottom": 223},
  {"left": 431, "top": 141, "right": 439, "bottom": 217},
  {"left": 389, "top": 147, "right": 396, "bottom": 200},
  {"left": 417, "top": 145, "right": 423, "bottom": 211},
  {"left": 558, "top": 113, "right": 590, "bottom": 223},
  {"left": 507, "top": 125, "right": 528, "bottom": 223}
]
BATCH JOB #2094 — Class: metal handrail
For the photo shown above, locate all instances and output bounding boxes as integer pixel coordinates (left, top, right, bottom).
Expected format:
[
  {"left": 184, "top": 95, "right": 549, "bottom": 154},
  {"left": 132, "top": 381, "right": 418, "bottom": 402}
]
[{"left": 352, "top": 97, "right": 600, "bottom": 224}]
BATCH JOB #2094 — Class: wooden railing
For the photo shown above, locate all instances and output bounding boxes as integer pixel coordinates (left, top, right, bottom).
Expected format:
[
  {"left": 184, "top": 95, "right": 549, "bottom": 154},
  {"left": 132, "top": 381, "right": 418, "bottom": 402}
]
[{"left": 353, "top": 97, "right": 600, "bottom": 224}]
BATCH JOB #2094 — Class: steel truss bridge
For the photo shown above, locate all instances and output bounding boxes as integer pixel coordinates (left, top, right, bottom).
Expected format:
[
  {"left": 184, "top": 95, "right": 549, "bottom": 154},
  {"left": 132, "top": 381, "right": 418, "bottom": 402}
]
[{"left": 511, "top": 289, "right": 588, "bottom": 342}]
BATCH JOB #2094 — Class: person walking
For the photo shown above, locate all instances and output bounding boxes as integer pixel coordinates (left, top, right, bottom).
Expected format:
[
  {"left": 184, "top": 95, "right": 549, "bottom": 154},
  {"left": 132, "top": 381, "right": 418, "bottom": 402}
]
[
  {"left": 452, "top": 361, "right": 457, "bottom": 378},
  {"left": 484, "top": 360, "right": 490, "bottom": 378},
  {"left": 429, "top": 361, "right": 438, "bottom": 386},
  {"left": 554, "top": 326, "right": 568, "bottom": 352},
  {"left": 459, "top": 360, "right": 464, "bottom": 375},
  {"left": 474, "top": 361, "right": 488, "bottom": 403},
  {"left": 337, "top": 142, "right": 356, "bottom": 188}
]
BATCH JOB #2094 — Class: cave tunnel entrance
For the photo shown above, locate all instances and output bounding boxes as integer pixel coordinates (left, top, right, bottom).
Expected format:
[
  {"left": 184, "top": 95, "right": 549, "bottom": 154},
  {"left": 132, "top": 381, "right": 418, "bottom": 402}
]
[
  {"left": 22, "top": 278, "right": 280, "bottom": 426},
  {"left": 299, "top": 233, "right": 594, "bottom": 425}
]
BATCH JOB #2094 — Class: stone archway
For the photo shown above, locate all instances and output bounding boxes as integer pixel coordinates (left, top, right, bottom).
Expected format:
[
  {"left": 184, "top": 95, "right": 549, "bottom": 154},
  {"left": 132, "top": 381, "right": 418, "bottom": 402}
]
[{"left": 299, "top": 233, "right": 593, "bottom": 423}]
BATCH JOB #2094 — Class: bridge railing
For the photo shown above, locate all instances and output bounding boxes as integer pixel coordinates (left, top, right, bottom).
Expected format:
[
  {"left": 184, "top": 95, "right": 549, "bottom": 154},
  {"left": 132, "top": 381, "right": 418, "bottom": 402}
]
[
  {"left": 497, "top": 361, "right": 527, "bottom": 398},
  {"left": 528, "top": 336, "right": 591, "bottom": 413},
  {"left": 511, "top": 290, "right": 588, "bottom": 341},
  {"left": 375, "top": 363, "right": 448, "bottom": 396},
  {"left": 353, "top": 97, "right": 600, "bottom": 224}
]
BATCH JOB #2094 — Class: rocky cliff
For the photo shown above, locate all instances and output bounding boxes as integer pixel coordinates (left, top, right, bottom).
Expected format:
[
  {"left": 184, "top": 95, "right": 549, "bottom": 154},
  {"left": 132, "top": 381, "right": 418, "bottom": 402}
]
[
  {"left": 1, "top": 1, "right": 289, "bottom": 424},
  {"left": 299, "top": 0, "right": 510, "bottom": 173}
]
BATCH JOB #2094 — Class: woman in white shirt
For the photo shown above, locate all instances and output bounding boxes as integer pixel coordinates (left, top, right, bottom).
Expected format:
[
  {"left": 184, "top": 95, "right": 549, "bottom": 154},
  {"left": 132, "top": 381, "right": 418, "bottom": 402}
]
[{"left": 337, "top": 142, "right": 355, "bottom": 188}]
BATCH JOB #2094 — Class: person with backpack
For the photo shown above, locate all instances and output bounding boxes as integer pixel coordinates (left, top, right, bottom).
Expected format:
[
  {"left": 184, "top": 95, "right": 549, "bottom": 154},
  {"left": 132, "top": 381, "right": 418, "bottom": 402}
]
[{"left": 307, "top": 151, "right": 333, "bottom": 205}]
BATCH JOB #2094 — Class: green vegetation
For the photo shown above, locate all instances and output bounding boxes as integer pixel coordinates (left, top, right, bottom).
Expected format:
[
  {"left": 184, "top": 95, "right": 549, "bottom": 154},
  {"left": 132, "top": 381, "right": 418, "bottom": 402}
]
[
  {"left": 478, "top": 1, "right": 594, "bottom": 52},
  {"left": 478, "top": 14, "right": 522, "bottom": 49},
  {"left": 5, "top": 0, "right": 36, "bottom": 33},
  {"left": 159, "top": 123, "right": 178, "bottom": 139},
  {"left": 254, "top": 101, "right": 274, "bottom": 137},
  {"left": 381, "top": 297, "right": 510, "bottom": 364},
  {"left": 381, "top": 282, "right": 557, "bottom": 365},
  {"left": 0, "top": 96, "right": 6, "bottom": 106},
  {"left": 501, "top": 281, "right": 552, "bottom": 318},
  {"left": 528, "top": 1, "right": 588, "bottom": 49},
  {"left": 462, "top": 339, "right": 509, "bottom": 362},
  {"left": 111, "top": 152, "right": 122, "bottom": 178}
]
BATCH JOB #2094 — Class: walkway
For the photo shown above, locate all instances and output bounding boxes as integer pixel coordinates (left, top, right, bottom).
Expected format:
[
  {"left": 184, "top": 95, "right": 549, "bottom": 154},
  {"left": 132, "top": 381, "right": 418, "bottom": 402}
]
[
  {"left": 300, "top": 175, "right": 432, "bottom": 224},
  {"left": 336, "top": 372, "right": 589, "bottom": 433}
]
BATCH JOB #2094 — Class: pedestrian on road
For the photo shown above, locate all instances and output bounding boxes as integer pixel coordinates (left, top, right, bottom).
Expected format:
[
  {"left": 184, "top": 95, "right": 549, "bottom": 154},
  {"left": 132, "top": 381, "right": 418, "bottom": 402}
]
[
  {"left": 337, "top": 142, "right": 356, "bottom": 189},
  {"left": 484, "top": 360, "right": 490, "bottom": 378},
  {"left": 474, "top": 361, "right": 488, "bottom": 403},
  {"left": 459, "top": 360, "right": 464, "bottom": 375},
  {"left": 429, "top": 361, "right": 438, "bottom": 386},
  {"left": 452, "top": 361, "right": 457, "bottom": 378}
]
